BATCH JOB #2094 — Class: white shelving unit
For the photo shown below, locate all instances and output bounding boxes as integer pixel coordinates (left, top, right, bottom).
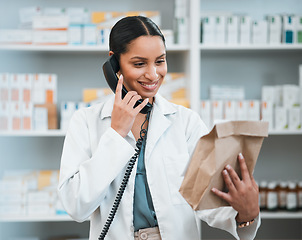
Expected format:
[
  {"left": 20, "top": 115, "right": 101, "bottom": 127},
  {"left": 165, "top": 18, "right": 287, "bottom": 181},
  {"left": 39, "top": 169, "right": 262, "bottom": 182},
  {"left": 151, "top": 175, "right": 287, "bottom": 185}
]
[
  {"left": 1, "top": 0, "right": 302, "bottom": 239},
  {"left": 200, "top": 44, "right": 302, "bottom": 51},
  {"left": 1, "top": 211, "right": 301, "bottom": 223},
  {"left": 0, "top": 44, "right": 189, "bottom": 52}
]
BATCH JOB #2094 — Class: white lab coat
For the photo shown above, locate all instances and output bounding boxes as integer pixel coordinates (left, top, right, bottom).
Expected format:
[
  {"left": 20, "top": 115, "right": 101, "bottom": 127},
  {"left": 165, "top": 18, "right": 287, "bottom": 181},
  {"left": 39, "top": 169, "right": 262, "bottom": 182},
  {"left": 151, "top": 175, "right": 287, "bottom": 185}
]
[{"left": 58, "top": 94, "right": 260, "bottom": 240}]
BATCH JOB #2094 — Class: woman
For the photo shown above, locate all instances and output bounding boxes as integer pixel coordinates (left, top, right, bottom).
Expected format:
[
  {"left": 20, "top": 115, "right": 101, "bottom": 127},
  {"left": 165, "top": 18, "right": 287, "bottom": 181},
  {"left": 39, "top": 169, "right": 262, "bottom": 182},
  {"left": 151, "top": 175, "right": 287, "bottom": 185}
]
[{"left": 58, "top": 16, "right": 260, "bottom": 240}]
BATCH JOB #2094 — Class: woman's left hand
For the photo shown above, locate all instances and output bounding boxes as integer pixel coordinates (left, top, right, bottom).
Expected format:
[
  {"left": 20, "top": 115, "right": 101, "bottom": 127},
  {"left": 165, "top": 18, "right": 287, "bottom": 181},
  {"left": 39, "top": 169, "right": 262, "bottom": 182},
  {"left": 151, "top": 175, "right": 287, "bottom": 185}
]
[{"left": 211, "top": 153, "right": 260, "bottom": 223}]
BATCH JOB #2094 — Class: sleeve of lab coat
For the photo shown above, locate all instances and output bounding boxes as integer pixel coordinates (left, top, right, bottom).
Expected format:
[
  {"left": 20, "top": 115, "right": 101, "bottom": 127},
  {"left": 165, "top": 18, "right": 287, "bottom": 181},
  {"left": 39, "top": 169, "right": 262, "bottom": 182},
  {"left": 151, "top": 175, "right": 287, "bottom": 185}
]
[
  {"left": 57, "top": 109, "right": 136, "bottom": 222},
  {"left": 195, "top": 207, "right": 261, "bottom": 240},
  {"left": 184, "top": 111, "right": 261, "bottom": 239}
]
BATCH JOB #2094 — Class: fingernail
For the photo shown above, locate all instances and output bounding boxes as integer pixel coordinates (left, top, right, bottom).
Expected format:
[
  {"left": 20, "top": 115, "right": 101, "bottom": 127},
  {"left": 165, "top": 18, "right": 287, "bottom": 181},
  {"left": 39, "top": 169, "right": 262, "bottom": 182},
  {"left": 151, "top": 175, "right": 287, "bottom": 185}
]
[
  {"left": 226, "top": 164, "right": 231, "bottom": 170},
  {"left": 223, "top": 170, "right": 228, "bottom": 175},
  {"left": 211, "top": 188, "right": 216, "bottom": 193},
  {"left": 239, "top": 153, "right": 244, "bottom": 159}
]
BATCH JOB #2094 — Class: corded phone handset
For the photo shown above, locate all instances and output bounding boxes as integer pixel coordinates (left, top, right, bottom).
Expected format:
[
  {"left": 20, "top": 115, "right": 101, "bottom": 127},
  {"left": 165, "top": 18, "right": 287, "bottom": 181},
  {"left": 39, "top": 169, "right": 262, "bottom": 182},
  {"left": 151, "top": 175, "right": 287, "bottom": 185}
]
[
  {"left": 99, "top": 55, "right": 152, "bottom": 240},
  {"left": 102, "top": 54, "right": 153, "bottom": 114}
]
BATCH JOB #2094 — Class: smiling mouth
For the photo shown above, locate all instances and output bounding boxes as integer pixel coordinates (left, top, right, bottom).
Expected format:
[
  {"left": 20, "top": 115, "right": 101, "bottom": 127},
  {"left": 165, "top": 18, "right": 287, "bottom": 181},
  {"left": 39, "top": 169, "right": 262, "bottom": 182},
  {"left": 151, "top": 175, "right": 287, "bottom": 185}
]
[{"left": 139, "top": 81, "right": 159, "bottom": 89}]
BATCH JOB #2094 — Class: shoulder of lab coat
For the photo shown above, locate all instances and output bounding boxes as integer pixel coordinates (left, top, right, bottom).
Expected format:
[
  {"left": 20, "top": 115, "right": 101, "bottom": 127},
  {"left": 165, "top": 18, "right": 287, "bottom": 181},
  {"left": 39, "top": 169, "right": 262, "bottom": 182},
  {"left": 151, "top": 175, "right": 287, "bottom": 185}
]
[
  {"left": 195, "top": 207, "right": 261, "bottom": 240},
  {"left": 57, "top": 99, "right": 136, "bottom": 222}
]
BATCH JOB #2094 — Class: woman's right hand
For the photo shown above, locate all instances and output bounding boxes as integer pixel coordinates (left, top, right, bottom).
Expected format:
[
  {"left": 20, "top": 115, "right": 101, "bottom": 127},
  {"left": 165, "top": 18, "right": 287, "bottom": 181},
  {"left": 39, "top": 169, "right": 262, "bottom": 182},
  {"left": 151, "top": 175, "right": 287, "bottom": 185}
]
[{"left": 111, "top": 75, "right": 149, "bottom": 138}]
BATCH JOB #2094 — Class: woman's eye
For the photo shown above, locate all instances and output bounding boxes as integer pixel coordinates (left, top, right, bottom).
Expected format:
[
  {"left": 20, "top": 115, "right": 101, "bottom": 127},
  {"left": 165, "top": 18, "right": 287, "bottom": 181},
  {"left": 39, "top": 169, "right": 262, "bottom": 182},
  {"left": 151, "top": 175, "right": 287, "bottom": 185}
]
[
  {"left": 156, "top": 59, "right": 165, "bottom": 64},
  {"left": 134, "top": 62, "right": 145, "bottom": 67}
]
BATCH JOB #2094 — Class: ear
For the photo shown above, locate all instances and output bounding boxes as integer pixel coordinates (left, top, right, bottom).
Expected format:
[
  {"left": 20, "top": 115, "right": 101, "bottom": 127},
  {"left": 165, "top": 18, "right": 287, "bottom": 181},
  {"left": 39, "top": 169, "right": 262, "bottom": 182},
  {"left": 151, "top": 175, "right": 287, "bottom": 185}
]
[{"left": 109, "top": 51, "right": 114, "bottom": 56}]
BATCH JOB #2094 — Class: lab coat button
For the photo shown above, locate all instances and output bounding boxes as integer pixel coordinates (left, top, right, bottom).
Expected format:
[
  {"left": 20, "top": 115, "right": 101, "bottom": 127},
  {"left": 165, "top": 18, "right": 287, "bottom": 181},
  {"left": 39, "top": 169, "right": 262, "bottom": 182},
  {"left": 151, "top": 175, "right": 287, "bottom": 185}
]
[{"left": 140, "top": 232, "right": 148, "bottom": 239}]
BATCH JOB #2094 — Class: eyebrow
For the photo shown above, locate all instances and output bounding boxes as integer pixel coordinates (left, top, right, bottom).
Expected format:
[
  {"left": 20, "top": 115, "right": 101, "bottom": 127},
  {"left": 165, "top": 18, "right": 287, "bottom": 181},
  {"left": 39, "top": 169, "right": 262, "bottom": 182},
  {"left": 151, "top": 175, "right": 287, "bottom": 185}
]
[{"left": 130, "top": 53, "right": 166, "bottom": 60}]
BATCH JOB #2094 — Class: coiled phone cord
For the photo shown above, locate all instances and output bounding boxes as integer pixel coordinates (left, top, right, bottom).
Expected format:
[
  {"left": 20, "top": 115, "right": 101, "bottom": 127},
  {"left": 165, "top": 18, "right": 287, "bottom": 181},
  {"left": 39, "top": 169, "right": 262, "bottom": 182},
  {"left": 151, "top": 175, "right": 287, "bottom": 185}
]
[{"left": 98, "top": 110, "right": 151, "bottom": 240}]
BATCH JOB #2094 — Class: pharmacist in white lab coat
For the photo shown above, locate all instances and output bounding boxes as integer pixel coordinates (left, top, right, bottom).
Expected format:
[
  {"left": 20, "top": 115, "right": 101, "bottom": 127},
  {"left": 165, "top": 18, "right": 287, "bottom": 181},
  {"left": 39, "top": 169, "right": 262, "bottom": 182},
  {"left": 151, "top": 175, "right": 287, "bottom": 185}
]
[{"left": 58, "top": 16, "right": 260, "bottom": 240}]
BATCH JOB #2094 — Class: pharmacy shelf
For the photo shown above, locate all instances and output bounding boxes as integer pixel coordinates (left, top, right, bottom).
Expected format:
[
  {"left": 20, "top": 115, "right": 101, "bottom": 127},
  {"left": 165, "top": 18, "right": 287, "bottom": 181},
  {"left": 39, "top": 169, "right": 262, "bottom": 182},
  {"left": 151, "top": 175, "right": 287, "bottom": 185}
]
[
  {"left": 0, "top": 215, "right": 75, "bottom": 222},
  {"left": 268, "top": 130, "right": 302, "bottom": 135},
  {"left": 0, "top": 130, "right": 66, "bottom": 137},
  {"left": 0, "top": 44, "right": 189, "bottom": 52},
  {"left": 1, "top": 129, "right": 302, "bottom": 137},
  {"left": 200, "top": 44, "right": 302, "bottom": 51},
  {"left": 261, "top": 211, "right": 302, "bottom": 219},
  {"left": 1, "top": 212, "right": 302, "bottom": 222}
]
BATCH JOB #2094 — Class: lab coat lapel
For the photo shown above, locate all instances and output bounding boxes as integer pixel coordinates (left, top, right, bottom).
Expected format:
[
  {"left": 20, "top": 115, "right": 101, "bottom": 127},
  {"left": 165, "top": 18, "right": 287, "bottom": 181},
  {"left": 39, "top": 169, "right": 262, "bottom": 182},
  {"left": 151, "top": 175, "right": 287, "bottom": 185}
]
[{"left": 145, "top": 94, "right": 177, "bottom": 160}]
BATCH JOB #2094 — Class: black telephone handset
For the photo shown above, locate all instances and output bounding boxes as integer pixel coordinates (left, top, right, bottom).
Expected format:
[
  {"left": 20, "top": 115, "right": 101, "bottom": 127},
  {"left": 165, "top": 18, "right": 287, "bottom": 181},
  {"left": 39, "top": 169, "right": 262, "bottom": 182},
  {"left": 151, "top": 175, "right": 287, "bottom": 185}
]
[
  {"left": 102, "top": 54, "right": 152, "bottom": 114},
  {"left": 99, "top": 55, "right": 152, "bottom": 240}
]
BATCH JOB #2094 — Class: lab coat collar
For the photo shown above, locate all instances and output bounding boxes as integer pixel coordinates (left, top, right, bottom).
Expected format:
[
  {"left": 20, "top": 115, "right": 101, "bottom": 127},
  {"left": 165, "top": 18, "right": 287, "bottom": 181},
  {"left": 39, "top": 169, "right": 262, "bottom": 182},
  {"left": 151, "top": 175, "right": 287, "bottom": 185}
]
[{"left": 99, "top": 93, "right": 177, "bottom": 120}]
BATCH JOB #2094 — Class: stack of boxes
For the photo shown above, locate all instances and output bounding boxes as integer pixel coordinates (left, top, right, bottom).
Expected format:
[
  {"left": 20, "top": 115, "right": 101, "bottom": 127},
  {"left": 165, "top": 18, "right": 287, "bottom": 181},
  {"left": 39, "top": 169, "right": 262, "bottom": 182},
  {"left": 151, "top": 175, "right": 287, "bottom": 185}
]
[
  {"left": 0, "top": 170, "right": 67, "bottom": 217},
  {"left": 0, "top": 8, "right": 175, "bottom": 47},
  {"left": 0, "top": 73, "right": 57, "bottom": 131},
  {"left": 200, "top": 65, "right": 302, "bottom": 131},
  {"left": 262, "top": 84, "right": 301, "bottom": 131},
  {"left": 201, "top": 13, "right": 302, "bottom": 45}
]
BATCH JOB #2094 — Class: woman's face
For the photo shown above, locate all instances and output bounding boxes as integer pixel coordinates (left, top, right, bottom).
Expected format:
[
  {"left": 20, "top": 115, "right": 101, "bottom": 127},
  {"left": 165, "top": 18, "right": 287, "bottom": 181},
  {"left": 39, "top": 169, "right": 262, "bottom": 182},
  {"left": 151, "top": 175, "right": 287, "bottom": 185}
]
[{"left": 118, "top": 35, "right": 167, "bottom": 100}]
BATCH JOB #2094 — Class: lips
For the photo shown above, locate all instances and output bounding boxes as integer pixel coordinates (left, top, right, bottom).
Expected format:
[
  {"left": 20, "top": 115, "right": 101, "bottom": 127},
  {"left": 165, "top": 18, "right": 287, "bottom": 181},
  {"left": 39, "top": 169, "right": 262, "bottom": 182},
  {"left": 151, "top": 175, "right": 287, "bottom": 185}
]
[{"left": 138, "top": 80, "right": 159, "bottom": 90}]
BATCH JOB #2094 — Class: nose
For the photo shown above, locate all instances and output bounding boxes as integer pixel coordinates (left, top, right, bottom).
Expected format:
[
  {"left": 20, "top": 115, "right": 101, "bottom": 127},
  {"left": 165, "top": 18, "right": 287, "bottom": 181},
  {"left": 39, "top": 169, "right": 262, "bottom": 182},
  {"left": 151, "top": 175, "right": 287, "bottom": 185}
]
[{"left": 145, "top": 66, "right": 159, "bottom": 81}]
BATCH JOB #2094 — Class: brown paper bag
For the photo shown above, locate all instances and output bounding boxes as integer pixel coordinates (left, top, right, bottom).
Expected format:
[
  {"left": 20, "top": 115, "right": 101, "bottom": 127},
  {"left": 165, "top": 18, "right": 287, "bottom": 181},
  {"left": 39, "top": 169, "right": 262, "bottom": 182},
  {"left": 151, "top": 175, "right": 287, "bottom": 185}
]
[{"left": 179, "top": 120, "right": 269, "bottom": 210}]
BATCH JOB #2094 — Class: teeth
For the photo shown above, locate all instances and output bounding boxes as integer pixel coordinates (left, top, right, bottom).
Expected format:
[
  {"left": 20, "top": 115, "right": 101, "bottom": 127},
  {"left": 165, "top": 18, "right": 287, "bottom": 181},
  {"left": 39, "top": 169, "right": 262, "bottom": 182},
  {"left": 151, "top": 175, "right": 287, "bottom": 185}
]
[{"left": 140, "top": 82, "right": 156, "bottom": 87}]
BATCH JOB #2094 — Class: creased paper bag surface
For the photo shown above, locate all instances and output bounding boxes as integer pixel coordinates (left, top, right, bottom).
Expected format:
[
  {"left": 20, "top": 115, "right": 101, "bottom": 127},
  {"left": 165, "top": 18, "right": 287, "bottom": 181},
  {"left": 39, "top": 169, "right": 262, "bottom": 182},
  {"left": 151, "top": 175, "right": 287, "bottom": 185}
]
[{"left": 179, "top": 121, "right": 269, "bottom": 210}]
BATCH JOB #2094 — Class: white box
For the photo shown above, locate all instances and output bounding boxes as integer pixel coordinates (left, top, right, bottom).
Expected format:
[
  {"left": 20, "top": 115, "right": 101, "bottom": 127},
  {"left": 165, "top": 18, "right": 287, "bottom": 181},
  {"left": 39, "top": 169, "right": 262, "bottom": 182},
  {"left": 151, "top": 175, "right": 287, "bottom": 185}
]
[
  {"left": 97, "top": 27, "right": 110, "bottom": 46},
  {"left": 282, "top": 84, "right": 300, "bottom": 108},
  {"left": 0, "top": 30, "right": 33, "bottom": 44},
  {"left": 274, "top": 85, "right": 283, "bottom": 107},
  {"left": 32, "top": 74, "right": 45, "bottom": 104},
  {"left": 262, "top": 86, "right": 275, "bottom": 104},
  {"left": 275, "top": 107, "right": 287, "bottom": 130},
  {"left": 252, "top": 20, "right": 268, "bottom": 44},
  {"left": 33, "top": 30, "right": 68, "bottom": 45},
  {"left": 239, "top": 16, "right": 252, "bottom": 44},
  {"left": 283, "top": 15, "right": 295, "bottom": 44},
  {"left": 9, "top": 74, "right": 21, "bottom": 102},
  {"left": 0, "top": 178, "right": 26, "bottom": 193},
  {"left": 224, "top": 100, "right": 236, "bottom": 120},
  {"left": 44, "top": 74, "right": 57, "bottom": 104},
  {"left": 288, "top": 107, "right": 301, "bottom": 130},
  {"left": 43, "top": 7, "right": 66, "bottom": 16},
  {"left": 0, "top": 73, "right": 10, "bottom": 102},
  {"left": 212, "top": 100, "right": 224, "bottom": 123},
  {"left": 9, "top": 102, "right": 21, "bottom": 131},
  {"left": 236, "top": 100, "right": 248, "bottom": 120},
  {"left": 21, "top": 102, "right": 33, "bottom": 130},
  {"left": 32, "top": 15, "right": 69, "bottom": 30},
  {"left": 27, "top": 190, "right": 56, "bottom": 204},
  {"left": 83, "top": 24, "right": 97, "bottom": 45},
  {"left": 0, "top": 204, "right": 26, "bottom": 216},
  {"left": 226, "top": 15, "right": 239, "bottom": 44},
  {"left": 215, "top": 15, "right": 227, "bottom": 44},
  {"left": 200, "top": 100, "right": 211, "bottom": 129},
  {"left": 161, "top": 29, "right": 174, "bottom": 46},
  {"left": 66, "top": 8, "right": 90, "bottom": 24},
  {"left": 27, "top": 203, "right": 55, "bottom": 215},
  {"left": 176, "top": 17, "right": 188, "bottom": 45},
  {"left": 202, "top": 16, "right": 215, "bottom": 44},
  {"left": 247, "top": 100, "right": 260, "bottom": 121},
  {"left": 68, "top": 24, "right": 82, "bottom": 45},
  {"left": 60, "top": 101, "right": 76, "bottom": 130},
  {"left": 20, "top": 74, "right": 33, "bottom": 102},
  {"left": 33, "top": 107, "right": 48, "bottom": 131},
  {"left": 0, "top": 192, "right": 26, "bottom": 204},
  {"left": 261, "top": 101, "right": 274, "bottom": 130},
  {"left": 267, "top": 15, "right": 282, "bottom": 44},
  {"left": 19, "top": 6, "right": 41, "bottom": 24},
  {"left": 0, "top": 102, "right": 9, "bottom": 131}
]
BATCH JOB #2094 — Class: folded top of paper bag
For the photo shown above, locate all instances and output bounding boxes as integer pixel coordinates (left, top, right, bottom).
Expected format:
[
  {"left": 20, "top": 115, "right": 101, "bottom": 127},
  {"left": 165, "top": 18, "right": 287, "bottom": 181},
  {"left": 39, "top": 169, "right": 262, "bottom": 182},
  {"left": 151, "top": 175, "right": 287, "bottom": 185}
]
[{"left": 179, "top": 120, "right": 269, "bottom": 211}]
